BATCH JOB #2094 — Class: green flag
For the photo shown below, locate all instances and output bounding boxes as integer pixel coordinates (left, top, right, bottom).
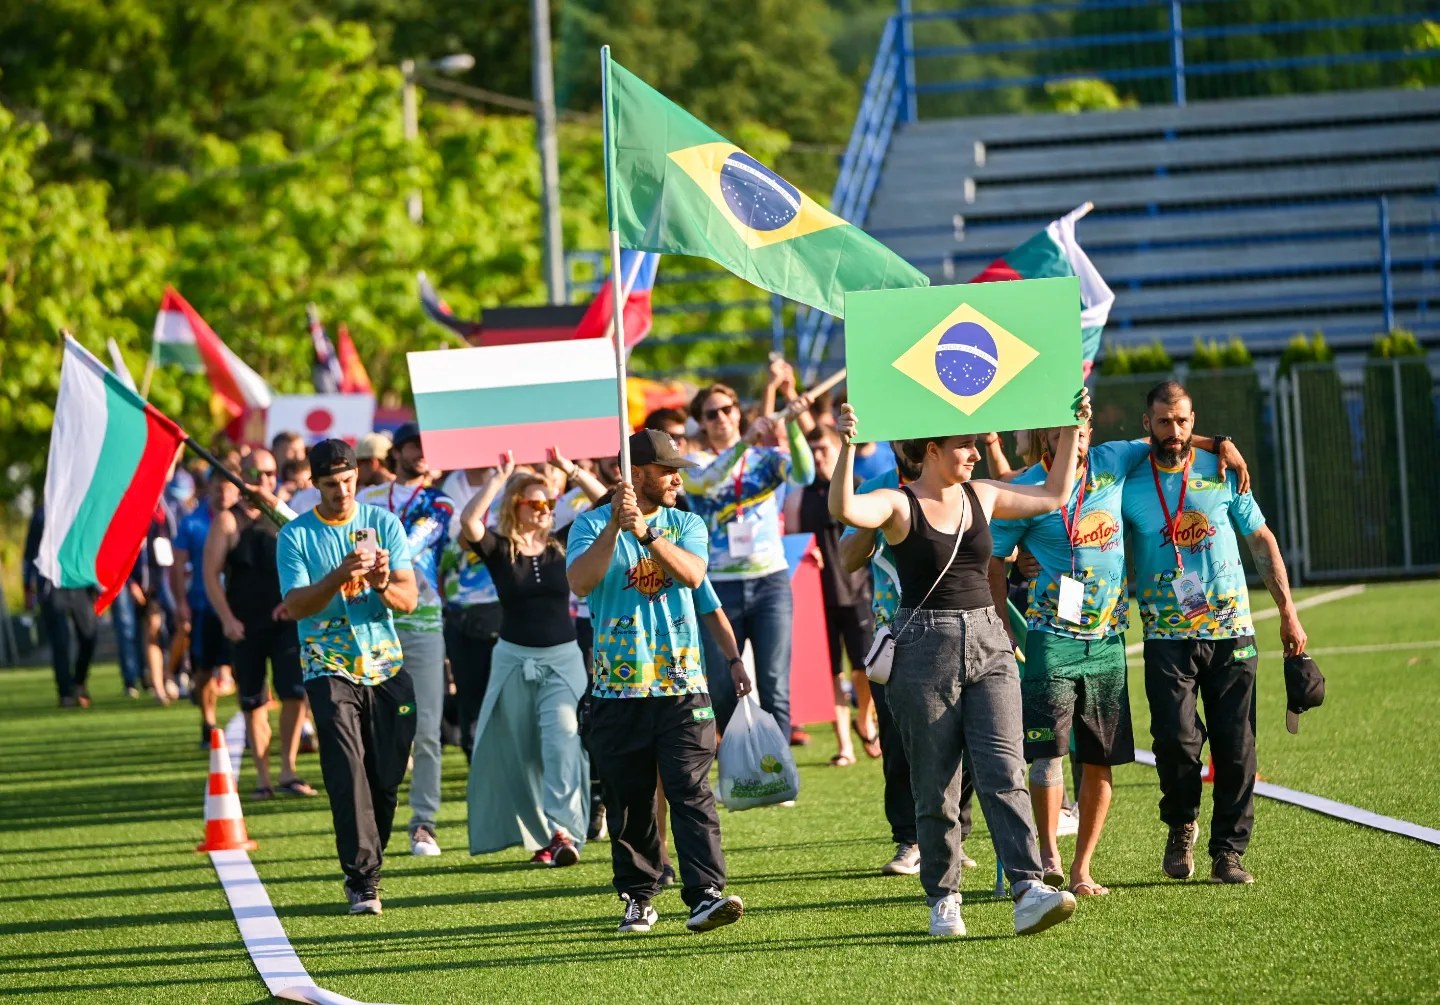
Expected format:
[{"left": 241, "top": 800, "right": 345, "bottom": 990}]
[
  {"left": 844, "top": 277, "right": 1083, "bottom": 440},
  {"left": 602, "top": 53, "right": 927, "bottom": 318}
]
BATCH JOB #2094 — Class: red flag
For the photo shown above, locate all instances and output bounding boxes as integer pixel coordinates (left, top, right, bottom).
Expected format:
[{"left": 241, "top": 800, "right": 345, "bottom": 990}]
[{"left": 336, "top": 323, "right": 373, "bottom": 395}]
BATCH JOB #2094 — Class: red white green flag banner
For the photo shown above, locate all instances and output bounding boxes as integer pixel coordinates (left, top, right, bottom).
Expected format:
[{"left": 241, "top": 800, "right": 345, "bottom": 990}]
[
  {"left": 152, "top": 286, "right": 272, "bottom": 419},
  {"left": 969, "top": 203, "right": 1114, "bottom": 373},
  {"left": 37, "top": 337, "right": 187, "bottom": 613}
]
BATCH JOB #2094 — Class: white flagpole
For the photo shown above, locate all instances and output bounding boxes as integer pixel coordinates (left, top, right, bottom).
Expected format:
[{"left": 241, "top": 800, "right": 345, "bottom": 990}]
[{"left": 600, "top": 45, "right": 632, "bottom": 484}]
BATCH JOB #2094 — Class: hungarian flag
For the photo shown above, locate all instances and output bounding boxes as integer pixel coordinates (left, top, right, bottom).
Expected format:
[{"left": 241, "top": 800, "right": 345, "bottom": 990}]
[
  {"left": 968, "top": 204, "right": 1114, "bottom": 374},
  {"left": 417, "top": 272, "right": 483, "bottom": 341},
  {"left": 307, "top": 304, "right": 344, "bottom": 394},
  {"left": 603, "top": 52, "right": 926, "bottom": 318},
  {"left": 36, "top": 337, "right": 188, "bottom": 613},
  {"left": 574, "top": 249, "right": 659, "bottom": 347},
  {"left": 335, "top": 323, "right": 374, "bottom": 394},
  {"left": 152, "top": 287, "right": 272, "bottom": 420}
]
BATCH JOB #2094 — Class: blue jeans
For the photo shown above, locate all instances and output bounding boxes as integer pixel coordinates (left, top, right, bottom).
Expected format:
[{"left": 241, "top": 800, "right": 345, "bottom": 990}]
[
  {"left": 110, "top": 587, "right": 142, "bottom": 688},
  {"left": 701, "top": 569, "right": 793, "bottom": 740}
]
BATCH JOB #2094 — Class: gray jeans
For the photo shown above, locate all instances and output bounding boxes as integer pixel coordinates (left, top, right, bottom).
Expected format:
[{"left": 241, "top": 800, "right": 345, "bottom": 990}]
[
  {"left": 400, "top": 627, "right": 446, "bottom": 836},
  {"left": 887, "top": 606, "right": 1042, "bottom": 902}
]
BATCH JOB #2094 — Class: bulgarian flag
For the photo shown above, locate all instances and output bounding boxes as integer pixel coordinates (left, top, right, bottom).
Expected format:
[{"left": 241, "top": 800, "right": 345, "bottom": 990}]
[
  {"left": 152, "top": 287, "right": 273, "bottom": 420},
  {"left": 37, "top": 337, "right": 188, "bottom": 613},
  {"left": 603, "top": 51, "right": 927, "bottom": 318},
  {"left": 969, "top": 203, "right": 1114, "bottom": 374}
]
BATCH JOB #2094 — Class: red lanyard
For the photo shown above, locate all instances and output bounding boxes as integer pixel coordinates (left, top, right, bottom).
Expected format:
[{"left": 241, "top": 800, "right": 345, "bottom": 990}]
[
  {"left": 732, "top": 449, "right": 747, "bottom": 520},
  {"left": 1055, "top": 463, "right": 1088, "bottom": 578},
  {"left": 1150, "top": 453, "right": 1191, "bottom": 572},
  {"left": 388, "top": 482, "right": 422, "bottom": 523}
]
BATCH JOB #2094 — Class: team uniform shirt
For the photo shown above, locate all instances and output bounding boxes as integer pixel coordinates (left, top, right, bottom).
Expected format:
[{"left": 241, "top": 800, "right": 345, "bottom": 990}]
[
  {"left": 357, "top": 482, "right": 453, "bottom": 633},
  {"left": 277, "top": 503, "right": 413, "bottom": 686},
  {"left": 567, "top": 504, "right": 710, "bottom": 699},
  {"left": 440, "top": 539, "right": 499, "bottom": 608},
  {"left": 990, "top": 440, "right": 1151, "bottom": 641},
  {"left": 682, "top": 437, "right": 814, "bottom": 581},
  {"left": 173, "top": 501, "right": 215, "bottom": 611},
  {"left": 841, "top": 470, "right": 902, "bottom": 628},
  {"left": 1121, "top": 448, "right": 1266, "bottom": 640}
]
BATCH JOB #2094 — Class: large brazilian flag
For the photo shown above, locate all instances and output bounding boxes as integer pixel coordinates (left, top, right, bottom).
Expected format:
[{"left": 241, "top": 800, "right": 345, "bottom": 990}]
[
  {"left": 602, "top": 52, "right": 927, "bottom": 318},
  {"left": 844, "top": 277, "right": 1084, "bottom": 440}
]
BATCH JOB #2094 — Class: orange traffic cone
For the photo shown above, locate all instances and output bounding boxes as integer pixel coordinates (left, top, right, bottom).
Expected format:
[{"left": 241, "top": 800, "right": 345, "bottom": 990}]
[
  {"left": 196, "top": 726, "right": 258, "bottom": 852},
  {"left": 1201, "top": 755, "right": 1216, "bottom": 784}
]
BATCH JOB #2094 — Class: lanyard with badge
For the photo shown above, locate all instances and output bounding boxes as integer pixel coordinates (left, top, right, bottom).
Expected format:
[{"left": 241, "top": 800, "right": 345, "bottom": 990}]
[
  {"left": 388, "top": 482, "right": 423, "bottom": 523},
  {"left": 1054, "top": 464, "right": 1088, "bottom": 626},
  {"left": 1150, "top": 454, "right": 1209, "bottom": 620},
  {"left": 727, "top": 449, "right": 756, "bottom": 558}
]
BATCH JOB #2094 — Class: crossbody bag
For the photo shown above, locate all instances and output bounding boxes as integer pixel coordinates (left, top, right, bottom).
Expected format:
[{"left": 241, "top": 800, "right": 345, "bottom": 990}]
[{"left": 862, "top": 487, "right": 967, "bottom": 685}]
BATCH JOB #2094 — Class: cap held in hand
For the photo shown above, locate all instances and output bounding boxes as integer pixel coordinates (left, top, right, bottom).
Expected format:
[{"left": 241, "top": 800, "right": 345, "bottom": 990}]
[{"left": 1284, "top": 653, "right": 1325, "bottom": 734}]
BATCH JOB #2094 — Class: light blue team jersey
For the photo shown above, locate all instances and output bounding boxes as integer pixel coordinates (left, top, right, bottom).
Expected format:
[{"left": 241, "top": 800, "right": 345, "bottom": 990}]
[
  {"left": 567, "top": 504, "right": 711, "bottom": 699},
  {"left": 277, "top": 503, "right": 413, "bottom": 686},
  {"left": 357, "top": 483, "right": 453, "bottom": 633},
  {"left": 683, "top": 439, "right": 814, "bottom": 580},
  {"left": 841, "top": 469, "right": 902, "bottom": 628},
  {"left": 440, "top": 539, "right": 499, "bottom": 608},
  {"left": 1121, "top": 448, "right": 1266, "bottom": 640},
  {"left": 990, "top": 440, "right": 1150, "bottom": 641}
]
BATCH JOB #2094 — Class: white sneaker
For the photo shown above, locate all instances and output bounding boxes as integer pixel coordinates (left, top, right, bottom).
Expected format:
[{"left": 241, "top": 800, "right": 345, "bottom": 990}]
[
  {"left": 1056, "top": 804, "right": 1081, "bottom": 837},
  {"left": 410, "top": 826, "right": 442, "bottom": 857},
  {"left": 1013, "top": 884, "right": 1076, "bottom": 935},
  {"left": 929, "top": 894, "right": 966, "bottom": 936}
]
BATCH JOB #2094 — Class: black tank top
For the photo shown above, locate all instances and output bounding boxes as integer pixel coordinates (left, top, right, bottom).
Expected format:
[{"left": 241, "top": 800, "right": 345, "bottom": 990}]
[
  {"left": 225, "top": 508, "right": 283, "bottom": 620},
  {"left": 891, "top": 484, "right": 993, "bottom": 612}
]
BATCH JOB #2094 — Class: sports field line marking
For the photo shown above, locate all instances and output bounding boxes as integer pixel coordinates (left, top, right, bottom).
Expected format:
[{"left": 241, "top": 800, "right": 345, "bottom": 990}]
[
  {"left": 1296, "top": 639, "right": 1440, "bottom": 657},
  {"left": 1131, "top": 750, "right": 1440, "bottom": 847},
  {"left": 1123, "top": 583, "right": 1366, "bottom": 656},
  {"left": 210, "top": 849, "right": 408, "bottom": 1005}
]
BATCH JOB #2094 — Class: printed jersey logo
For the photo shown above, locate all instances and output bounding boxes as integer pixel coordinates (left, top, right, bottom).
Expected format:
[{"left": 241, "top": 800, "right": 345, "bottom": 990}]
[
  {"left": 625, "top": 556, "right": 674, "bottom": 601},
  {"left": 1072, "top": 510, "right": 1120, "bottom": 551},
  {"left": 1163, "top": 510, "right": 1216, "bottom": 554}
]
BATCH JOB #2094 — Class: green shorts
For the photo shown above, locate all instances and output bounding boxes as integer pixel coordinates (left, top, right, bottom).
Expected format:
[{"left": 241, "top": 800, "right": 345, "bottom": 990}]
[{"left": 1020, "top": 631, "right": 1134, "bottom": 766}]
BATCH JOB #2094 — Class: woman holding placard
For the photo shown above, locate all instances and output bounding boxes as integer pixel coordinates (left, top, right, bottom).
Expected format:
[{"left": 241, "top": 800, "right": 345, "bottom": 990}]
[{"left": 829, "top": 390, "right": 1091, "bottom": 940}]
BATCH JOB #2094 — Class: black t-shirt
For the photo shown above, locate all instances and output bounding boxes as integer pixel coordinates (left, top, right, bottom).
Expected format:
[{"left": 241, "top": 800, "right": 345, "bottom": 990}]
[
  {"left": 469, "top": 532, "right": 576, "bottom": 647},
  {"left": 891, "top": 484, "right": 994, "bottom": 612},
  {"left": 798, "top": 477, "right": 872, "bottom": 610},
  {"left": 225, "top": 507, "right": 283, "bottom": 622}
]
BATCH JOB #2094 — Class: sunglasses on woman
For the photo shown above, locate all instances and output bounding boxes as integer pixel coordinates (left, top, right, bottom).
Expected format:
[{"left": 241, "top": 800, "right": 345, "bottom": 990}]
[
  {"left": 520, "top": 498, "right": 554, "bottom": 513},
  {"left": 703, "top": 403, "right": 737, "bottom": 422}
]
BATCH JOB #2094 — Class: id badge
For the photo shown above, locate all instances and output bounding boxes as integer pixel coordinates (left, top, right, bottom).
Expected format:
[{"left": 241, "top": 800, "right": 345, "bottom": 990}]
[
  {"left": 728, "top": 521, "right": 757, "bottom": 558},
  {"left": 1057, "top": 576, "right": 1084, "bottom": 625},
  {"left": 1171, "top": 571, "right": 1210, "bottom": 620},
  {"left": 152, "top": 537, "right": 175, "bottom": 568}
]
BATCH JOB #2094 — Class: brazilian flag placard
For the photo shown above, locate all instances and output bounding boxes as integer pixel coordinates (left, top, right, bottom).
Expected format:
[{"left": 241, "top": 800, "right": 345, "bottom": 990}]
[
  {"left": 844, "top": 277, "right": 1083, "bottom": 440},
  {"left": 603, "top": 53, "right": 928, "bottom": 317}
]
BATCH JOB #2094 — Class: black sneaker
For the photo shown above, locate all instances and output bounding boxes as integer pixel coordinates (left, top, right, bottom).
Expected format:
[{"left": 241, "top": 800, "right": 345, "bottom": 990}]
[
  {"left": 1210, "top": 851, "right": 1255, "bottom": 885},
  {"left": 1163, "top": 821, "right": 1198, "bottom": 879},
  {"left": 618, "top": 895, "right": 658, "bottom": 933},
  {"left": 587, "top": 799, "right": 608, "bottom": 841},
  {"left": 659, "top": 863, "right": 677, "bottom": 887},
  {"left": 686, "top": 887, "right": 744, "bottom": 933}
]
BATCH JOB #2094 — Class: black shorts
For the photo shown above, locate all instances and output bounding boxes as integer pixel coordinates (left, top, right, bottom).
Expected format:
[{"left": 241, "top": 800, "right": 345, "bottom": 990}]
[
  {"left": 824, "top": 604, "right": 875, "bottom": 677},
  {"left": 234, "top": 617, "right": 304, "bottom": 711},
  {"left": 189, "top": 608, "right": 234, "bottom": 672},
  {"left": 1020, "top": 631, "right": 1135, "bottom": 767}
]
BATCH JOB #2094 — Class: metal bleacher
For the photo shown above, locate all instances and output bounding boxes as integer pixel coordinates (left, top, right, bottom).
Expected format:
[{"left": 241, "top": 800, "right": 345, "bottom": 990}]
[{"left": 868, "top": 87, "right": 1440, "bottom": 358}]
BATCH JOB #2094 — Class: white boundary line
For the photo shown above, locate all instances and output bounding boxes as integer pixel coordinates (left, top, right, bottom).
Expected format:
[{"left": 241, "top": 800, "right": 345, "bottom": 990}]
[
  {"left": 1123, "top": 583, "right": 1367, "bottom": 656},
  {"left": 1296, "top": 640, "right": 1440, "bottom": 657},
  {"left": 1132, "top": 750, "right": 1440, "bottom": 847}
]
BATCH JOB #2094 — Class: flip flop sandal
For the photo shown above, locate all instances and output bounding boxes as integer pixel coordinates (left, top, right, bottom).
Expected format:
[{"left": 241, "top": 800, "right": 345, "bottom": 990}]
[
  {"left": 278, "top": 778, "right": 318, "bottom": 797},
  {"left": 1043, "top": 868, "right": 1066, "bottom": 888},
  {"left": 853, "top": 723, "right": 883, "bottom": 759},
  {"left": 1069, "top": 880, "right": 1110, "bottom": 897},
  {"left": 829, "top": 753, "right": 857, "bottom": 767},
  {"left": 252, "top": 786, "right": 275, "bottom": 801}
]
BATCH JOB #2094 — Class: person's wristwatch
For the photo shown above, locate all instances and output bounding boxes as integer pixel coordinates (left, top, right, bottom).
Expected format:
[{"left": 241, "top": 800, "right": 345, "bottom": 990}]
[
  {"left": 727, "top": 656, "right": 745, "bottom": 669},
  {"left": 639, "top": 525, "right": 661, "bottom": 546},
  {"left": 1213, "top": 434, "right": 1231, "bottom": 450}
]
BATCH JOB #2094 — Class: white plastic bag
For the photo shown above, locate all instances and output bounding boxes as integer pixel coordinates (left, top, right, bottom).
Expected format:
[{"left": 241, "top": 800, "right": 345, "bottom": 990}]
[{"left": 717, "top": 693, "right": 800, "bottom": 810}]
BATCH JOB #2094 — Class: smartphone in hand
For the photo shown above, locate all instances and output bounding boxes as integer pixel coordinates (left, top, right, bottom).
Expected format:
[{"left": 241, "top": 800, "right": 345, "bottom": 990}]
[{"left": 353, "top": 527, "right": 378, "bottom": 568}]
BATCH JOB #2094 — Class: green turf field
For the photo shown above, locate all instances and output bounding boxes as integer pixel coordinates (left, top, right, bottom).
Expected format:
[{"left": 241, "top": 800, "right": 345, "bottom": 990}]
[{"left": 2, "top": 580, "right": 1437, "bottom": 1004}]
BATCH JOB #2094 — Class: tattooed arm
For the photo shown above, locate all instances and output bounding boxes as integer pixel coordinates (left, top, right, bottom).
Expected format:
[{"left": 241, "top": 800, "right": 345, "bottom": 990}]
[{"left": 1244, "top": 525, "right": 1307, "bottom": 656}]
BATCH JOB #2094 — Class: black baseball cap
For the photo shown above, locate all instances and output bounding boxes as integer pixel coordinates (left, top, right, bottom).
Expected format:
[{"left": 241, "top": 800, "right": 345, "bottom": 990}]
[
  {"left": 628, "top": 428, "right": 697, "bottom": 470},
  {"left": 393, "top": 422, "right": 423, "bottom": 449},
  {"left": 309, "top": 438, "right": 358, "bottom": 477},
  {"left": 1284, "top": 653, "right": 1325, "bottom": 734}
]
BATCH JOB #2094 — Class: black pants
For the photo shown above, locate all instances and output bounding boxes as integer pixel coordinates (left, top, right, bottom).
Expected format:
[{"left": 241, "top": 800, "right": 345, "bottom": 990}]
[
  {"left": 42, "top": 588, "right": 98, "bottom": 699},
  {"left": 871, "top": 680, "right": 970, "bottom": 845},
  {"left": 1144, "top": 635, "right": 1258, "bottom": 858},
  {"left": 233, "top": 615, "right": 303, "bottom": 712},
  {"left": 824, "top": 603, "right": 875, "bottom": 677},
  {"left": 305, "top": 671, "right": 417, "bottom": 892},
  {"left": 588, "top": 692, "right": 725, "bottom": 908},
  {"left": 443, "top": 603, "right": 501, "bottom": 760}
]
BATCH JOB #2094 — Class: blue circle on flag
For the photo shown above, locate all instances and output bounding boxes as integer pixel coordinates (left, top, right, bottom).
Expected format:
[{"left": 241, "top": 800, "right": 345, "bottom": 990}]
[
  {"left": 720, "top": 152, "right": 801, "bottom": 231},
  {"left": 935, "top": 321, "right": 998, "bottom": 397}
]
